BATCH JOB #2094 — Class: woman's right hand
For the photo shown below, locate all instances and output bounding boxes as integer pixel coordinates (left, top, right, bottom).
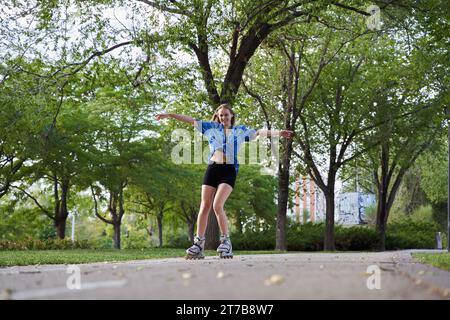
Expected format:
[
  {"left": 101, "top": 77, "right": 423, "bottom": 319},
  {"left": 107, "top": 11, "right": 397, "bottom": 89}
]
[{"left": 155, "top": 113, "right": 171, "bottom": 121}]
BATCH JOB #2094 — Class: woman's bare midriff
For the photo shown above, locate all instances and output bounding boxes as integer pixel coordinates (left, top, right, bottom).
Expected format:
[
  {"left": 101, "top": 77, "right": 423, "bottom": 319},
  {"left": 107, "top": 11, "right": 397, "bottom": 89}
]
[
  {"left": 210, "top": 129, "right": 232, "bottom": 163},
  {"left": 210, "top": 149, "right": 228, "bottom": 163}
]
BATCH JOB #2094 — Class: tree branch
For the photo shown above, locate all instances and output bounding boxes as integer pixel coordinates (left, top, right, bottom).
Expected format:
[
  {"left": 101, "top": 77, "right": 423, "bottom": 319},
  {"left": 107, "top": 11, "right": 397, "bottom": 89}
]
[
  {"left": 91, "top": 186, "right": 114, "bottom": 225},
  {"left": 330, "top": 1, "right": 370, "bottom": 16},
  {"left": 52, "top": 40, "right": 142, "bottom": 79},
  {"left": 11, "top": 185, "right": 54, "bottom": 220},
  {"left": 241, "top": 80, "right": 271, "bottom": 130},
  {"left": 136, "top": 0, "right": 192, "bottom": 16},
  {"left": 188, "top": 41, "right": 220, "bottom": 105}
]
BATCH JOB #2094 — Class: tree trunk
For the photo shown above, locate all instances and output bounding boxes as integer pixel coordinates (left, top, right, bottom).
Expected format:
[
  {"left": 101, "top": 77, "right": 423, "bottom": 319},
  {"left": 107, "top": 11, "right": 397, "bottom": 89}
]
[
  {"left": 375, "top": 141, "right": 390, "bottom": 251},
  {"left": 276, "top": 139, "right": 293, "bottom": 251},
  {"left": 376, "top": 219, "right": 387, "bottom": 251},
  {"left": 276, "top": 164, "right": 289, "bottom": 251},
  {"left": 323, "top": 171, "right": 337, "bottom": 251},
  {"left": 113, "top": 223, "right": 121, "bottom": 249},
  {"left": 53, "top": 176, "right": 70, "bottom": 240},
  {"left": 55, "top": 218, "right": 66, "bottom": 239},
  {"left": 110, "top": 190, "right": 125, "bottom": 250},
  {"left": 188, "top": 221, "right": 195, "bottom": 242},
  {"left": 375, "top": 170, "right": 405, "bottom": 251},
  {"left": 205, "top": 209, "right": 220, "bottom": 249},
  {"left": 324, "top": 191, "right": 336, "bottom": 251}
]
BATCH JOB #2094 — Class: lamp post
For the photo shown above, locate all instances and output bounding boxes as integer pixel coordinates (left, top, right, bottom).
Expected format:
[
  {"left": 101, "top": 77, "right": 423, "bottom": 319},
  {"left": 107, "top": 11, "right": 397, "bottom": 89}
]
[{"left": 71, "top": 211, "right": 76, "bottom": 242}]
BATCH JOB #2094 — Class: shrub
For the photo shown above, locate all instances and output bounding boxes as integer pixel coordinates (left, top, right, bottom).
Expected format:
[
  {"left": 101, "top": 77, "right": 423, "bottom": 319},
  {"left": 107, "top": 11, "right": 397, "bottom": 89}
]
[
  {"left": 287, "top": 223, "right": 324, "bottom": 251},
  {"left": 431, "top": 201, "right": 448, "bottom": 233},
  {"left": 231, "top": 219, "right": 441, "bottom": 251},
  {"left": 0, "top": 238, "right": 93, "bottom": 251},
  {"left": 386, "top": 219, "right": 441, "bottom": 250},
  {"left": 335, "top": 226, "right": 380, "bottom": 251},
  {"left": 363, "top": 205, "right": 377, "bottom": 226},
  {"left": 409, "top": 205, "right": 434, "bottom": 223},
  {"left": 165, "top": 233, "right": 192, "bottom": 249},
  {"left": 3, "top": 219, "right": 441, "bottom": 251},
  {"left": 122, "top": 230, "right": 152, "bottom": 249},
  {"left": 232, "top": 229, "right": 276, "bottom": 250}
]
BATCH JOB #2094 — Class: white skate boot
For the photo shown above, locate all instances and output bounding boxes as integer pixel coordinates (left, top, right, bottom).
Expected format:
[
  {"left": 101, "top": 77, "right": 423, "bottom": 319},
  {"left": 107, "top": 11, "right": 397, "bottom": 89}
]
[
  {"left": 185, "top": 236, "right": 205, "bottom": 260},
  {"left": 217, "top": 235, "right": 233, "bottom": 259}
]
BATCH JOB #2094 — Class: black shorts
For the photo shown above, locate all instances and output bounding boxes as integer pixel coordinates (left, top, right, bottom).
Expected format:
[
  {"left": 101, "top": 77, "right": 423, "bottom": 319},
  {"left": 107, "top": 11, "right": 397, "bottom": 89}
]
[{"left": 202, "top": 161, "right": 237, "bottom": 189}]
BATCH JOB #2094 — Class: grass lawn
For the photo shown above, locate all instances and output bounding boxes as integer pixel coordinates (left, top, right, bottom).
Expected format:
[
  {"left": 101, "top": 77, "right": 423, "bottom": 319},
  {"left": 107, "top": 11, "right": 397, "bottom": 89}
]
[
  {"left": 0, "top": 249, "right": 280, "bottom": 267},
  {"left": 412, "top": 252, "right": 450, "bottom": 271}
]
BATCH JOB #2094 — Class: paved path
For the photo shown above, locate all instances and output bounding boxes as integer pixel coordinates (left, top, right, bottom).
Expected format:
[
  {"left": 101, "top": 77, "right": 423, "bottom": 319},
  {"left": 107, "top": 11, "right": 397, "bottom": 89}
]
[{"left": 1, "top": 250, "right": 449, "bottom": 300}]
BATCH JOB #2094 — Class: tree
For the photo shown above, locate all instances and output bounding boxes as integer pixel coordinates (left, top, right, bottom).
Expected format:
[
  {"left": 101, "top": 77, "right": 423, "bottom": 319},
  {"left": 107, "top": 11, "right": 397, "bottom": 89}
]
[
  {"left": 242, "top": 14, "right": 380, "bottom": 250},
  {"left": 85, "top": 66, "right": 160, "bottom": 249},
  {"left": 0, "top": 58, "right": 51, "bottom": 199},
  {"left": 352, "top": 38, "right": 445, "bottom": 249},
  {"left": 0, "top": 57, "right": 94, "bottom": 239}
]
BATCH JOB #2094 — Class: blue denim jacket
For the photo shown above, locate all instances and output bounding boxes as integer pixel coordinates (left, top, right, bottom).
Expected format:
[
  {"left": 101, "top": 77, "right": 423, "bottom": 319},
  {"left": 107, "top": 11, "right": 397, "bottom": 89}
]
[{"left": 194, "top": 119, "right": 257, "bottom": 173}]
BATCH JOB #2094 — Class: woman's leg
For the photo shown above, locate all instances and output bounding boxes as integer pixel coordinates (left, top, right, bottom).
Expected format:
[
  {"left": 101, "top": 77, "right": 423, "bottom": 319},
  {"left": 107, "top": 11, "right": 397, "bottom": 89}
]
[
  {"left": 196, "top": 185, "right": 217, "bottom": 237},
  {"left": 213, "top": 183, "right": 234, "bottom": 235}
]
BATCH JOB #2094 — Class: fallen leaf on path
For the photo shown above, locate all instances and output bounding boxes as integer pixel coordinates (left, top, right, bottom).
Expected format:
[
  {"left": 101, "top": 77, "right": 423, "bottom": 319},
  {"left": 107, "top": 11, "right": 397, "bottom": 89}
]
[
  {"left": 264, "top": 274, "right": 285, "bottom": 286},
  {"left": 0, "top": 289, "right": 12, "bottom": 300},
  {"left": 182, "top": 273, "right": 193, "bottom": 279}
]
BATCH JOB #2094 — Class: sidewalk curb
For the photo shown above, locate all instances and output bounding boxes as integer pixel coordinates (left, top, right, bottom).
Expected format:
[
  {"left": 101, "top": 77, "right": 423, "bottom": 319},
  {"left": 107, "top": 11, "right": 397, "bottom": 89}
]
[{"left": 391, "top": 251, "right": 450, "bottom": 299}]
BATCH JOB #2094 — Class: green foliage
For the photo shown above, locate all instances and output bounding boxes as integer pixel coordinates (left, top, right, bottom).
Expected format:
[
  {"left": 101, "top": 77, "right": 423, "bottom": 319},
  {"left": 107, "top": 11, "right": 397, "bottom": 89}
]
[
  {"left": 164, "top": 233, "right": 191, "bottom": 249},
  {"left": 363, "top": 205, "right": 377, "bottom": 226},
  {"left": 335, "top": 227, "right": 380, "bottom": 251},
  {"left": 228, "top": 165, "right": 278, "bottom": 231},
  {"left": 286, "top": 223, "right": 325, "bottom": 251},
  {"left": 431, "top": 202, "right": 448, "bottom": 234},
  {"left": 0, "top": 238, "right": 92, "bottom": 251},
  {"left": 0, "top": 204, "right": 55, "bottom": 241},
  {"left": 409, "top": 205, "right": 434, "bottom": 223},
  {"left": 232, "top": 220, "right": 440, "bottom": 251},
  {"left": 385, "top": 219, "right": 441, "bottom": 250},
  {"left": 0, "top": 248, "right": 189, "bottom": 267},
  {"left": 121, "top": 229, "right": 152, "bottom": 249},
  {"left": 418, "top": 141, "right": 448, "bottom": 204},
  {"left": 231, "top": 229, "right": 276, "bottom": 251},
  {"left": 1, "top": 0, "right": 448, "bottom": 253},
  {"left": 391, "top": 163, "right": 429, "bottom": 216},
  {"left": 413, "top": 253, "right": 450, "bottom": 271}
]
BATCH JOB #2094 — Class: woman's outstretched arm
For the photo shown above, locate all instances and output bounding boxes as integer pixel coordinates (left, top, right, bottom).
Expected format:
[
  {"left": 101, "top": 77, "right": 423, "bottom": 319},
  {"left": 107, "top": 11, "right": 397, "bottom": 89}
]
[
  {"left": 256, "top": 129, "right": 294, "bottom": 138},
  {"left": 155, "top": 113, "right": 196, "bottom": 125}
]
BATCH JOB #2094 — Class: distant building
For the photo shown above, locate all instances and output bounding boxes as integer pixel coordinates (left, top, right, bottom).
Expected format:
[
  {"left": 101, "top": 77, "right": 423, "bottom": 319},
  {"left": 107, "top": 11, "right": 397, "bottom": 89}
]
[
  {"left": 335, "top": 192, "right": 376, "bottom": 225},
  {"left": 288, "top": 175, "right": 375, "bottom": 225},
  {"left": 289, "top": 175, "right": 326, "bottom": 224}
]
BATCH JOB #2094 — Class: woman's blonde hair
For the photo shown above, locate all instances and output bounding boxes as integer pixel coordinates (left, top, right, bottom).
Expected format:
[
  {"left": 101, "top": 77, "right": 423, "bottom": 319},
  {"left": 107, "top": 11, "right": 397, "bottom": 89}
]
[{"left": 211, "top": 103, "right": 236, "bottom": 127}]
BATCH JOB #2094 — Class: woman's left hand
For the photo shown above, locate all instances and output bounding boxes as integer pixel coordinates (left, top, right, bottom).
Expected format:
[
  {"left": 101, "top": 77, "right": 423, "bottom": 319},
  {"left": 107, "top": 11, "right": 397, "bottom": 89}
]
[{"left": 280, "top": 130, "right": 294, "bottom": 138}]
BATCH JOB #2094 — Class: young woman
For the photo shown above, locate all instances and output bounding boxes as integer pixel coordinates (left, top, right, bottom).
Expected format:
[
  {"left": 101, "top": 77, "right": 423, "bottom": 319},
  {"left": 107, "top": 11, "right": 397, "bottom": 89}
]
[{"left": 156, "top": 104, "right": 293, "bottom": 259}]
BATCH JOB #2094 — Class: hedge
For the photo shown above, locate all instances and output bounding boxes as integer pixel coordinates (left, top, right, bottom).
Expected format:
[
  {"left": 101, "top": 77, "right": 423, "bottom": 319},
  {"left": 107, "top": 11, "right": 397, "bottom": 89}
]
[{"left": 231, "top": 219, "right": 442, "bottom": 251}]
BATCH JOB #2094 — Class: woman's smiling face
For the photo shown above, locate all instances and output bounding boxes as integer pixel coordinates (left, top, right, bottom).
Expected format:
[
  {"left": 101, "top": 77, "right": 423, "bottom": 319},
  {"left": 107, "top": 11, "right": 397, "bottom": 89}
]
[{"left": 218, "top": 107, "right": 233, "bottom": 127}]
